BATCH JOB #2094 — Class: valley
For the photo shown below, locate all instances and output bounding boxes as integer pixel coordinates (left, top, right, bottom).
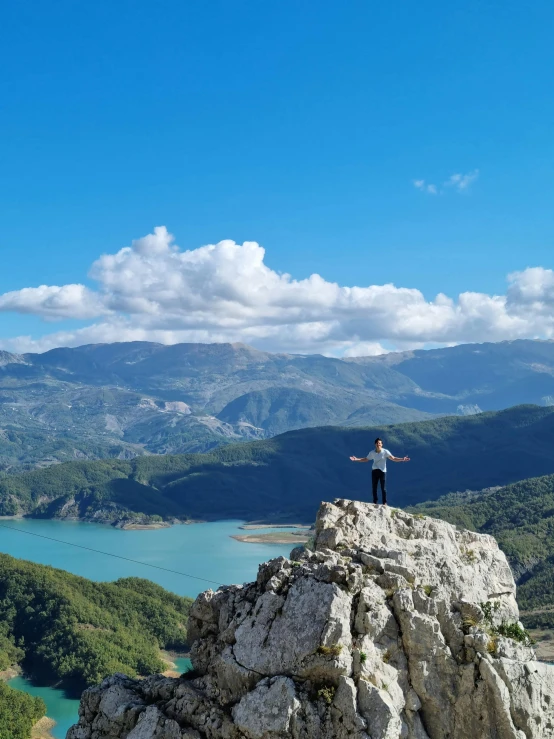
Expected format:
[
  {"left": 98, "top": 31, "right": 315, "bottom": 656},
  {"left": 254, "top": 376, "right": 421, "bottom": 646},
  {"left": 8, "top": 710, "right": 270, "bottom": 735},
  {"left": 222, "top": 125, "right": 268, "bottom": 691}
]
[
  {"left": 4, "top": 340, "right": 554, "bottom": 737},
  {"left": 0, "top": 519, "right": 296, "bottom": 738}
]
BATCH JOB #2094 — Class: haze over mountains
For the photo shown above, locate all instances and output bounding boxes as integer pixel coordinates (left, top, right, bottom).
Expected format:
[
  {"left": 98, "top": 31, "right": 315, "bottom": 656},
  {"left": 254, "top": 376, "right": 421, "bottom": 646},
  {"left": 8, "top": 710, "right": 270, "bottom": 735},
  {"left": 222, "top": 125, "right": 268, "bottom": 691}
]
[{"left": 2, "top": 338, "right": 554, "bottom": 473}]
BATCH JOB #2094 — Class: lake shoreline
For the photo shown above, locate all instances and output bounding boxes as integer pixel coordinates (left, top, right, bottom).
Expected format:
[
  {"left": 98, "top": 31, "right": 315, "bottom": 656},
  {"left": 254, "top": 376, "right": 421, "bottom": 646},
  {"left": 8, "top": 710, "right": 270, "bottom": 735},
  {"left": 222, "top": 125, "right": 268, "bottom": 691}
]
[
  {"left": 161, "top": 650, "right": 191, "bottom": 677},
  {"left": 0, "top": 664, "right": 21, "bottom": 680},
  {"left": 0, "top": 514, "right": 203, "bottom": 530},
  {"left": 238, "top": 522, "right": 311, "bottom": 530},
  {"left": 232, "top": 532, "right": 311, "bottom": 544},
  {"left": 1, "top": 514, "right": 311, "bottom": 531},
  {"left": 32, "top": 716, "right": 56, "bottom": 739},
  {"left": 3, "top": 668, "right": 56, "bottom": 739},
  {"left": 1, "top": 519, "right": 294, "bottom": 739}
]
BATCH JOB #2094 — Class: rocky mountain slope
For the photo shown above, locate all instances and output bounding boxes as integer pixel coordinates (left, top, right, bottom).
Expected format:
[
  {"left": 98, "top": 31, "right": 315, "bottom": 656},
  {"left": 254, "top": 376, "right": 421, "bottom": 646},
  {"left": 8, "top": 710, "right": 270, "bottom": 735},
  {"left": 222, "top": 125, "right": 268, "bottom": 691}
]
[
  {"left": 68, "top": 500, "right": 554, "bottom": 739},
  {"left": 410, "top": 472, "right": 554, "bottom": 632},
  {"left": 0, "top": 342, "right": 430, "bottom": 472},
  {"left": 3, "top": 338, "right": 554, "bottom": 471}
]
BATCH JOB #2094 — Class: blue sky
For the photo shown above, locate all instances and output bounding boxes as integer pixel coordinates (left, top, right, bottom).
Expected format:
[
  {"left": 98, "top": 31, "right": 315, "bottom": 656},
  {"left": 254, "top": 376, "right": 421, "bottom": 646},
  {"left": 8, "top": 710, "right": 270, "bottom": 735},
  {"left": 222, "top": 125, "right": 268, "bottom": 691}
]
[{"left": 1, "top": 0, "right": 554, "bottom": 354}]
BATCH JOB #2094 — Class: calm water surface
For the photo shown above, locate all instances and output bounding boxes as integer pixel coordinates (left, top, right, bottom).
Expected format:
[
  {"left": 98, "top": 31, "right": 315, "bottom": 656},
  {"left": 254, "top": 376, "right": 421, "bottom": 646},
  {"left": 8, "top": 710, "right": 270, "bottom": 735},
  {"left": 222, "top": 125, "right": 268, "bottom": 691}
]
[
  {"left": 2, "top": 518, "right": 296, "bottom": 738},
  {"left": 8, "top": 677, "right": 78, "bottom": 739}
]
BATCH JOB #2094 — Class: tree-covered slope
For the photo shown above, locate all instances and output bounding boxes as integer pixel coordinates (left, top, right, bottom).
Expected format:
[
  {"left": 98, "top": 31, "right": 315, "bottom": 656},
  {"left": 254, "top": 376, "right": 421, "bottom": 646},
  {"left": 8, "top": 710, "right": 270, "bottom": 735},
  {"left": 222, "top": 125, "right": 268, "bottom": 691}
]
[
  {"left": 0, "top": 555, "right": 192, "bottom": 694},
  {"left": 0, "top": 425, "right": 143, "bottom": 475},
  {"left": 3, "top": 404, "right": 554, "bottom": 522},
  {"left": 0, "top": 682, "right": 45, "bottom": 739}
]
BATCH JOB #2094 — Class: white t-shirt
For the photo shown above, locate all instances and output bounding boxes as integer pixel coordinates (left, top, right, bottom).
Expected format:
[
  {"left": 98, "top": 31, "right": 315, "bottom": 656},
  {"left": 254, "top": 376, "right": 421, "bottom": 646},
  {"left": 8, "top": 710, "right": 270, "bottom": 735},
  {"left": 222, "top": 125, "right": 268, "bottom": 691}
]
[{"left": 366, "top": 449, "right": 392, "bottom": 472}]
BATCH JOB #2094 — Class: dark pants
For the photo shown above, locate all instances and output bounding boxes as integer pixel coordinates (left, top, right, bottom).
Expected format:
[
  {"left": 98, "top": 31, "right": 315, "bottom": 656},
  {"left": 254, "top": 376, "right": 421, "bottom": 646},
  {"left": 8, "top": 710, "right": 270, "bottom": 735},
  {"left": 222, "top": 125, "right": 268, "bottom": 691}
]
[{"left": 372, "top": 469, "right": 387, "bottom": 504}]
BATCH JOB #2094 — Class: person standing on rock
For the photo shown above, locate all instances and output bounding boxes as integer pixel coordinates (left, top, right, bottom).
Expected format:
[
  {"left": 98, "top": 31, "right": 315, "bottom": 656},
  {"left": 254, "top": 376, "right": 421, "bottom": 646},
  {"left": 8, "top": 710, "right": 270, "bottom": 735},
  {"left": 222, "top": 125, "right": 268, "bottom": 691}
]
[{"left": 349, "top": 437, "right": 410, "bottom": 505}]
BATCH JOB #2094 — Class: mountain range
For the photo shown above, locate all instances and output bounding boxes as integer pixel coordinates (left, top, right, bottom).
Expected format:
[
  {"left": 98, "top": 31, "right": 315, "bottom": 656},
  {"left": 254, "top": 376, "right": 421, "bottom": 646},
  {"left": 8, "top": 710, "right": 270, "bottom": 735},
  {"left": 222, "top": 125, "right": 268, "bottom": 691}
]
[{"left": 3, "top": 338, "right": 554, "bottom": 472}]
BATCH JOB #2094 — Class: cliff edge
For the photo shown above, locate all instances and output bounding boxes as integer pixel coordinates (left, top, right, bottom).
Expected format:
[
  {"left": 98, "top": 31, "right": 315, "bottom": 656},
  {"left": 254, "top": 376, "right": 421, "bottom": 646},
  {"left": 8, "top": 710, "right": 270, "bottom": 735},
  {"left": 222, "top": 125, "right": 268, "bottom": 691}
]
[{"left": 67, "top": 500, "right": 554, "bottom": 738}]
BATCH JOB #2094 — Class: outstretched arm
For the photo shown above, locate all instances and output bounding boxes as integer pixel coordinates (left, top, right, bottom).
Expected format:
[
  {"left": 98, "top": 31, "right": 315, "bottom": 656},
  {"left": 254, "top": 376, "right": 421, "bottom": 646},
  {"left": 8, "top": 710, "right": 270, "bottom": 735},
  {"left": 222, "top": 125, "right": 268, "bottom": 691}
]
[
  {"left": 350, "top": 456, "right": 369, "bottom": 462},
  {"left": 389, "top": 455, "right": 410, "bottom": 462}
]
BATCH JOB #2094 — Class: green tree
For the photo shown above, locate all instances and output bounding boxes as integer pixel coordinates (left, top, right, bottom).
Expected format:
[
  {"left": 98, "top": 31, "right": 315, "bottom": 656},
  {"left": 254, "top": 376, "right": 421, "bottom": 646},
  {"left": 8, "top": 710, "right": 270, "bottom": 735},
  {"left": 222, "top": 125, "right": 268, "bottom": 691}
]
[
  {"left": 0, "top": 554, "right": 192, "bottom": 694},
  {"left": 0, "top": 682, "right": 45, "bottom": 739}
]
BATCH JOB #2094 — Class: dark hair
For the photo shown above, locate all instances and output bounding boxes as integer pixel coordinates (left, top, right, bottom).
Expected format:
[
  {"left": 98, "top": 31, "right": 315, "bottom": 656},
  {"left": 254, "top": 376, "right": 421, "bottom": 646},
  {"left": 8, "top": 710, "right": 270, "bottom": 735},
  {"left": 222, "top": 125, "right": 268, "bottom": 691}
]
[{"left": 374, "top": 437, "right": 382, "bottom": 444}]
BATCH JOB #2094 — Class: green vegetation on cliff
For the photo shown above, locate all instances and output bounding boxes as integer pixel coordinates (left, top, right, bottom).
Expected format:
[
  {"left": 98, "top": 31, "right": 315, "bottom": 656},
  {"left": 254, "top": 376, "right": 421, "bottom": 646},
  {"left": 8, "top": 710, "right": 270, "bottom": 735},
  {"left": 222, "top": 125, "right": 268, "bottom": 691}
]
[
  {"left": 0, "top": 682, "right": 45, "bottom": 739},
  {"left": 410, "top": 473, "right": 554, "bottom": 628},
  {"left": 0, "top": 554, "right": 192, "bottom": 694},
  {"left": 2, "top": 404, "right": 554, "bottom": 522}
]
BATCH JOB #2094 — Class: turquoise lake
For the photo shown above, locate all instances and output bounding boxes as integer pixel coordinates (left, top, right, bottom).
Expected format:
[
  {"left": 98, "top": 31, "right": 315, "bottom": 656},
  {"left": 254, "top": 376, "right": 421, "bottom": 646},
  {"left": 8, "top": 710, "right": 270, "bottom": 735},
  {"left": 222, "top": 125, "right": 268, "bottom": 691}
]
[{"left": 1, "top": 518, "right": 296, "bottom": 738}]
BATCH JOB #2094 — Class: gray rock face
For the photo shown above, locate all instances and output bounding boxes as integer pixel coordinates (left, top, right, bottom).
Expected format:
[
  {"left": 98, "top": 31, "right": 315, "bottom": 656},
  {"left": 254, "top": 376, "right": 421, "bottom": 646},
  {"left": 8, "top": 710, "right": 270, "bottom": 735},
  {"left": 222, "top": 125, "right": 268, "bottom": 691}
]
[{"left": 68, "top": 500, "right": 554, "bottom": 739}]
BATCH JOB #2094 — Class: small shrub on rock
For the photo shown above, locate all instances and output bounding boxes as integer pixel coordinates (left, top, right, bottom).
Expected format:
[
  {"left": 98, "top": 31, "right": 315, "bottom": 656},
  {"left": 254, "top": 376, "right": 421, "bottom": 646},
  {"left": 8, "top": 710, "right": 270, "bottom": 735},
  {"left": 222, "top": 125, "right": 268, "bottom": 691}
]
[
  {"left": 317, "top": 685, "right": 336, "bottom": 705},
  {"left": 480, "top": 601, "right": 535, "bottom": 647},
  {"left": 495, "top": 622, "right": 535, "bottom": 647},
  {"left": 317, "top": 644, "right": 342, "bottom": 657}
]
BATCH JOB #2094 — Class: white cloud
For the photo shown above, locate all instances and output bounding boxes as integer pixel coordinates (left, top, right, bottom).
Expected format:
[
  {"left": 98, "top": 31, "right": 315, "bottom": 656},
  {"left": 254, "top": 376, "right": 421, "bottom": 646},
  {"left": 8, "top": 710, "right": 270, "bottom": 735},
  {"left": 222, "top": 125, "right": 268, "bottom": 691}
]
[
  {"left": 342, "top": 342, "right": 390, "bottom": 358},
  {"left": 506, "top": 266, "right": 554, "bottom": 318},
  {"left": 0, "top": 226, "right": 553, "bottom": 356},
  {"left": 413, "top": 179, "right": 438, "bottom": 195},
  {"left": 444, "top": 169, "right": 479, "bottom": 191},
  {"left": 414, "top": 170, "right": 479, "bottom": 196},
  {"left": 0, "top": 284, "right": 105, "bottom": 320}
]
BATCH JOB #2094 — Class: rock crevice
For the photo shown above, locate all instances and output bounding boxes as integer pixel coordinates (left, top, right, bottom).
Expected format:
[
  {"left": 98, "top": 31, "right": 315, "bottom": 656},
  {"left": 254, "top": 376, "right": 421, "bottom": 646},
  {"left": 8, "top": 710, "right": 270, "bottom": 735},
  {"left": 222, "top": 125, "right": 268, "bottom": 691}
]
[{"left": 68, "top": 499, "right": 554, "bottom": 739}]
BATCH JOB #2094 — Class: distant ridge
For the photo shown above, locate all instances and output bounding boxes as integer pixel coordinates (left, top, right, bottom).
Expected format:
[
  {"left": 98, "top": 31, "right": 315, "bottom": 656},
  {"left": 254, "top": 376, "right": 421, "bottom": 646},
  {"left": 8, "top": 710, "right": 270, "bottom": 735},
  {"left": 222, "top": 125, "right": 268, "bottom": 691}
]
[
  {"left": 2, "top": 338, "right": 554, "bottom": 472},
  {"left": 2, "top": 404, "right": 554, "bottom": 522}
]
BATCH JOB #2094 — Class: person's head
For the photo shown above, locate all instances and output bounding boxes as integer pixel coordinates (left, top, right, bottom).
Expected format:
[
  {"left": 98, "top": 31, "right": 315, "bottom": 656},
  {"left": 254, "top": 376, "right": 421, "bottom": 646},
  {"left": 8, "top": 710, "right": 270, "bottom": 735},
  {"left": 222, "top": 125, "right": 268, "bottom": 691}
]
[{"left": 374, "top": 437, "right": 383, "bottom": 451}]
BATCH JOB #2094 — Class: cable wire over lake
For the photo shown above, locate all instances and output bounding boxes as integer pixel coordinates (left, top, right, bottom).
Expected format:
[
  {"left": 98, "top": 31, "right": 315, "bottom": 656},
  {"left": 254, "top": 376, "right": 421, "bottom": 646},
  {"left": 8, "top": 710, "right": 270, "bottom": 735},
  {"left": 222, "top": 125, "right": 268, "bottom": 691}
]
[{"left": 0, "top": 522, "right": 223, "bottom": 586}]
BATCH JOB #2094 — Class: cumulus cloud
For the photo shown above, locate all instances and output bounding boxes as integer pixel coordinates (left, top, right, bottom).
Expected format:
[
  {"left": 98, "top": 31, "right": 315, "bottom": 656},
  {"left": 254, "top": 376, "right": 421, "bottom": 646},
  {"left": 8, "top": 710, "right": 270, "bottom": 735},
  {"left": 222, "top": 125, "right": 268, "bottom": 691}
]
[
  {"left": 0, "top": 226, "right": 553, "bottom": 355},
  {"left": 506, "top": 267, "right": 554, "bottom": 318},
  {"left": 0, "top": 284, "right": 105, "bottom": 320}
]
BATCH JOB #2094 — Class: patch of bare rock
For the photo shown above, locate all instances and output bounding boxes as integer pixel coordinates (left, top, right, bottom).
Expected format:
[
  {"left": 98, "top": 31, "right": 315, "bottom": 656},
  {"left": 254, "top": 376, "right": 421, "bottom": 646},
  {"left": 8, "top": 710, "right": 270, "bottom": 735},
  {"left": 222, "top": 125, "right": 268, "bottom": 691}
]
[{"left": 68, "top": 499, "right": 554, "bottom": 738}]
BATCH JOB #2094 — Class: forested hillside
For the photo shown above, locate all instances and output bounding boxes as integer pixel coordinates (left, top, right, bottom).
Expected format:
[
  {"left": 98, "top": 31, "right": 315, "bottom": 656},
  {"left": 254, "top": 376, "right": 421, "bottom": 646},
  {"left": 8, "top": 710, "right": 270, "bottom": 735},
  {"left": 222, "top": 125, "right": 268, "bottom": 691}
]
[
  {"left": 0, "top": 555, "right": 192, "bottom": 694},
  {"left": 2, "top": 404, "right": 554, "bottom": 522},
  {"left": 410, "top": 473, "right": 554, "bottom": 629},
  {"left": 0, "top": 682, "right": 45, "bottom": 739}
]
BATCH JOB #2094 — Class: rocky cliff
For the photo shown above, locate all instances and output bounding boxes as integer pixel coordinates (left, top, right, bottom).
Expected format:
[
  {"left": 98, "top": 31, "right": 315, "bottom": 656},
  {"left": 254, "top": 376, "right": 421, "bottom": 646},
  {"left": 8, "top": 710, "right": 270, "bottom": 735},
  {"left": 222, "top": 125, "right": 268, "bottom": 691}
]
[{"left": 67, "top": 500, "right": 554, "bottom": 739}]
